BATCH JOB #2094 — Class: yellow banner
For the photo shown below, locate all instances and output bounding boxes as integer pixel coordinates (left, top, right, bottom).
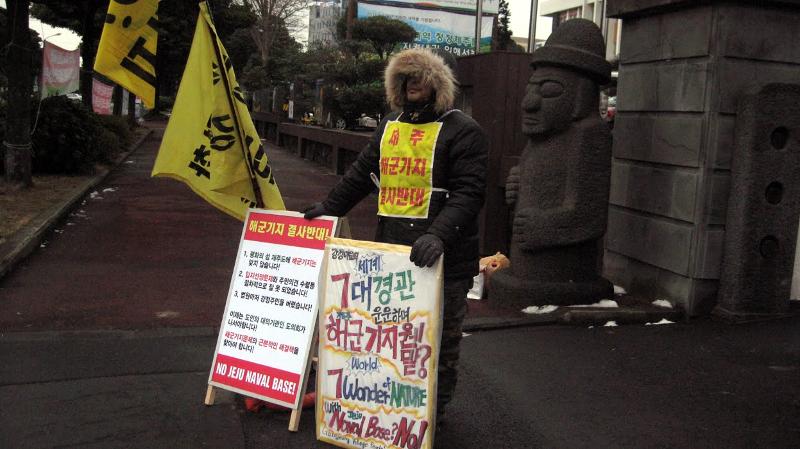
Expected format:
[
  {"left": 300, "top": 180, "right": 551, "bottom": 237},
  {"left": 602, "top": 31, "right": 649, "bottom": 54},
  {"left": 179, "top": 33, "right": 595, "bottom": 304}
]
[
  {"left": 151, "top": 2, "right": 285, "bottom": 221},
  {"left": 94, "top": 0, "right": 159, "bottom": 109},
  {"left": 377, "top": 121, "right": 442, "bottom": 219}
]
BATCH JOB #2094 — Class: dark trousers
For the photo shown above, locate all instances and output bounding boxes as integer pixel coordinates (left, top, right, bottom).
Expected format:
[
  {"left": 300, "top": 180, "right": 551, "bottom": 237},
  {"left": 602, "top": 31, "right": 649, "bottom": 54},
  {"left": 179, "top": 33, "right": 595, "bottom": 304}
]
[{"left": 436, "top": 277, "right": 471, "bottom": 416}]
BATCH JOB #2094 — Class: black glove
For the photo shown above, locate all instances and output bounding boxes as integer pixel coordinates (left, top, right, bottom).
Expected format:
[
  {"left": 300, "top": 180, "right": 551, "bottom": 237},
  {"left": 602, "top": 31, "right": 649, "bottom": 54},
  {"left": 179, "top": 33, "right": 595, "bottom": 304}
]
[
  {"left": 303, "top": 202, "right": 328, "bottom": 220},
  {"left": 410, "top": 234, "right": 444, "bottom": 268}
]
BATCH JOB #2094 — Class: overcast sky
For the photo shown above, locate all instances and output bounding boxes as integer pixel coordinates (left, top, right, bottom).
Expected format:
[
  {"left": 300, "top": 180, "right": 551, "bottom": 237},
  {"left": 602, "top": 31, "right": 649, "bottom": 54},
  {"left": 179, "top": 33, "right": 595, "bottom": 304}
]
[{"left": 1, "top": 0, "right": 552, "bottom": 51}]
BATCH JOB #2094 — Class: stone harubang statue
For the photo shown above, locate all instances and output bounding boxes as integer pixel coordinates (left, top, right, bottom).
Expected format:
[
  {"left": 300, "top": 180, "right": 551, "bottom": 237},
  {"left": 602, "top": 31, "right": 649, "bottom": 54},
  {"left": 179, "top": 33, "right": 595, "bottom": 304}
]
[{"left": 492, "top": 18, "right": 614, "bottom": 306}]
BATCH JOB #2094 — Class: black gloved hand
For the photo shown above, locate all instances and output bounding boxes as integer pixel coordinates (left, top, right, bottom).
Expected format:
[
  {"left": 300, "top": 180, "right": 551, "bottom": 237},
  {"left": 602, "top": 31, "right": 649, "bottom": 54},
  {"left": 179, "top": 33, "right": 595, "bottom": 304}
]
[
  {"left": 410, "top": 234, "right": 444, "bottom": 268},
  {"left": 303, "top": 202, "right": 328, "bottom": 220}
]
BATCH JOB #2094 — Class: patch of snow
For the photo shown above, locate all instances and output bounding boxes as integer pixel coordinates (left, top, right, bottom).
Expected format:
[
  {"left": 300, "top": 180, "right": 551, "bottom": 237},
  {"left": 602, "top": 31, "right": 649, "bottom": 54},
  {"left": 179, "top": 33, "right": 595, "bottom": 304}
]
[
  {"left": 66, "top": 222, "right": 75, "bottom": 226},
  {"left": 603, "top": 321, "right": 618, "bottom": 327},
  {"left": 652, "top": 299, "right": 673, "bottom": 308},
  {"left": 125, "top": 160, "right": 135, "bottom": 164},
  {"left": 521, "top": 305, "right": 559, "bottom": 314},
  {"left": 569, "top": 299, "right": 618, "bottom": 308},
  {"left": 155, "top": 311, "right": 180, "bottom": 319},
  {"left": 613, "top": 285, "right": 627, "bottom": 296},
  {"left": 89, "top": 191, "right": 103, "bottom": 200},
  {"left": 39, "top": 241, "right": 47, "bottom": 248},
  {"left": 54, "top": 229, "right": 64, "bottom": 234},
  {"left": 645, "top": 319, "right": 675, "bottom": 326},
  {"left": 462, "top": 332, "right": 471, "bottom": 337},
  {"left": 102, "top": 187, "right": 117, "bottom": 193}
]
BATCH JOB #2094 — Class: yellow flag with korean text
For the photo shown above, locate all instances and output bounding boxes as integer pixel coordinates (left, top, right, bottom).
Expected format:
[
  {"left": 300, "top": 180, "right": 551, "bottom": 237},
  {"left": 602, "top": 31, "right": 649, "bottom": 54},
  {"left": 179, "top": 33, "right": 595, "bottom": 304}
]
[
  {"left": 151, "top": 2, "right": 285, "bottom": 220},
  {"left": 94, "top": 0, "right": 159, "bottom": 109}
]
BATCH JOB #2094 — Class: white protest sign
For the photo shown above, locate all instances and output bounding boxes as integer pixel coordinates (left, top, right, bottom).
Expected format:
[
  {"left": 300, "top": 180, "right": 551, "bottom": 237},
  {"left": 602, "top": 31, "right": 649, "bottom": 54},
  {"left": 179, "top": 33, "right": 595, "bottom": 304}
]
[
  {"left": 316, "top": 238, "right": 443, "bottom": 449},
  {"left": 208, "top": 210, "right": 337, "bottom": 408}
]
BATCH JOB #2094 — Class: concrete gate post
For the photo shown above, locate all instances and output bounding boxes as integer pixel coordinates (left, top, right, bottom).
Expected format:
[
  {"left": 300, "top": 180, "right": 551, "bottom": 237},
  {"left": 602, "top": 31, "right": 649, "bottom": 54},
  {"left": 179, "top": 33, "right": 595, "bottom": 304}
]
[
  {"left": 715, "top": 84, "right": 800, "bottom": 319},
  {"left": 604, "top": 0, "right": 800, "bottom": 315}
]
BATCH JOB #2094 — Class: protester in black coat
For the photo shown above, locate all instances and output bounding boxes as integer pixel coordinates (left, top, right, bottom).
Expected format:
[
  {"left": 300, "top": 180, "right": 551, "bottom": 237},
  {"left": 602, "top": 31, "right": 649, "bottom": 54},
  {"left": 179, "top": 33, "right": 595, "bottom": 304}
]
[{"left": 305, "top": 47, "right": 488, "bottom": 422}]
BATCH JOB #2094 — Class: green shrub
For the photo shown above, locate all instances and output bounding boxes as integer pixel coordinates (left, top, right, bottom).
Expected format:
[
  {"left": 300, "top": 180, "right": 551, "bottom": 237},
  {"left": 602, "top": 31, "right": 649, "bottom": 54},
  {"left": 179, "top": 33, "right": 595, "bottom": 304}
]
[
  {"left": 158, "top": 95, "right": 175, "bottom": 110},
  {"left": 31, "top": 96, "right": 105, "bottom": 174},
  {"left": 96, "top": 114, "right": 131, "bottom": 146},
  {"left": 94, "top": 128, "right": 122, "bottom": 163}
]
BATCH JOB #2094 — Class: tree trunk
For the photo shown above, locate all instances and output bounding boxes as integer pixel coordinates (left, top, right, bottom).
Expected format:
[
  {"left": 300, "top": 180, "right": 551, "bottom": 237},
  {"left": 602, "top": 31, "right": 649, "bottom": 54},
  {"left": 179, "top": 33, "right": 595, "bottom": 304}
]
[
  {"left": 127, "top": 94, "right": 137, "bottom": 128},
  {"left": 112, "top": 85, "right": 123, "bottom": 116},
  {"left": 80, "top": 0, "right": 100, "bottom": 108},
  {"left": 4, "top": 0, "right": 33, "bottom": 188}
]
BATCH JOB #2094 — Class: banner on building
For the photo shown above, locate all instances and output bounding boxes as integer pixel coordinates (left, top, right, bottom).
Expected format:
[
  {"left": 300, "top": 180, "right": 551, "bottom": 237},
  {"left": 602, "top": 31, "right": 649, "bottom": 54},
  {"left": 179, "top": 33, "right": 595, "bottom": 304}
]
[
  {"left": 94, "top": 0, "right": 159, "bottom": 109},
  {"left": 151, "top": 2, "right": 285, "bottom": 221},
  {"left": 358, "top": 1, "right": 494, "bottom": 56},
  {"left": 208, "top": 210, "right": 337, "bottom": 407},
  {"left": 316, "top": 238, "right": 443, "bottom": 449},
  {"left": 92, "top": 79, "right": 114, "bottom": 115},
  {"left": 371, "top": 0, "right": 498, "bottom": 15},
  {"left": 41, "top": 42, "right": 80, "bottom": 99}
]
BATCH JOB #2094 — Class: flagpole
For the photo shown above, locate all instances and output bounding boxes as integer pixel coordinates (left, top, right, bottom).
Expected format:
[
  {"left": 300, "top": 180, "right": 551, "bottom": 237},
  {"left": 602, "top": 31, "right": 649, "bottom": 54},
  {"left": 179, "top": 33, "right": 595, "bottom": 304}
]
[{"left": 203, "top": 1, "right": 265, "bottom": 208}]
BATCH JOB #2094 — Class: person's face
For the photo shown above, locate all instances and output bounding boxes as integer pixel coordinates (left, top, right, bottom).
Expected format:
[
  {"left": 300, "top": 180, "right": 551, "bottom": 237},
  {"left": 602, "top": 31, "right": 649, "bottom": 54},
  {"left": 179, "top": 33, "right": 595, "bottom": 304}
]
[
  {"left": 521, "top": 66, "right": 577, "bottom": 135},
  {"left": 406, "top": 76, "right": 434, "bottom": 103}
]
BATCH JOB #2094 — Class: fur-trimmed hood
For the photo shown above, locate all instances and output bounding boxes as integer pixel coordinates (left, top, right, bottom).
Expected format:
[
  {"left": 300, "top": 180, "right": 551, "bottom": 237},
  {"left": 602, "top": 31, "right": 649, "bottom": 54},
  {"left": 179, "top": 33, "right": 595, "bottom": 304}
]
[{"left": 385, "top": 48, "right": 457, "bottom": 114}]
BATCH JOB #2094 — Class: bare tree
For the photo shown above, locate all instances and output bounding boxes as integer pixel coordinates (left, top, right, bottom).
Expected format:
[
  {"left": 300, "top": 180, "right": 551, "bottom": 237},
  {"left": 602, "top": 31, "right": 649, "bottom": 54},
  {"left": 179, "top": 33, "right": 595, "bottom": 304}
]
[{"left": 242, "top": 0, "right": 310, "bottom": 70}]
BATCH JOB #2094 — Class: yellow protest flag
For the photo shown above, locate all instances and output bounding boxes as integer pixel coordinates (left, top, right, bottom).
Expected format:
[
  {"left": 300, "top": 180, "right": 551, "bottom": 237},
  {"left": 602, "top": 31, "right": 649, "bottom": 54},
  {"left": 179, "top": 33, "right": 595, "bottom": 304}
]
[
  {"left": 94, "top": 0, "right": 159, "bottom": 109},
  {"left": 151, "top": 2, "right": 285, "bottom": 221}
]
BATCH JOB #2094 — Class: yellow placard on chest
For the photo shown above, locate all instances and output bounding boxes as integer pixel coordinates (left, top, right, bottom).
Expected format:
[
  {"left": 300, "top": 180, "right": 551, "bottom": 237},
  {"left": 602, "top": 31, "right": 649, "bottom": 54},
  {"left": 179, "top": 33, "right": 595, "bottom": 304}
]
[{"left": 378, "top": 121, "right": 443, "bottom": 219}]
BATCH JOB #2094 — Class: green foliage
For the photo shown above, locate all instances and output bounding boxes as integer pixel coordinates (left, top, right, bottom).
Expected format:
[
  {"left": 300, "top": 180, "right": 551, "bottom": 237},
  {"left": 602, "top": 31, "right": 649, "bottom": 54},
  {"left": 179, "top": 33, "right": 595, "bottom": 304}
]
[
  {"left": 96, "top": 114, "right": 131, "bottom": 146},
  {"left": 334, "top": 82, "right": 386, "bottom": 125},
  {"left": 30, "top": 97, "right": 121, "bottom": 174},
  {"left": 299, "top": 15, "right": 416, "bottom": 127},
  {"left": 494, "top": 0, "right": 515, "bottom": 51},
  {"left": 237, "top": 17, "right": 302, "bottom": 91},
  {"left": 352, "top": 16, "right": 416, "bottom": 60},
  {"left": 158, "top": 95, "right": 175, "bottom": 110}
]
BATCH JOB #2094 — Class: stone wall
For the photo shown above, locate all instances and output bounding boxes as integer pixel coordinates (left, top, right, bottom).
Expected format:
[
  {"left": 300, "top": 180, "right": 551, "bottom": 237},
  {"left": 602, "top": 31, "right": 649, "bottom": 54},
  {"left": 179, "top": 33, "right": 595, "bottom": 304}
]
[{"left": 605, "top": 1, "right": 800, "bottom": 314}]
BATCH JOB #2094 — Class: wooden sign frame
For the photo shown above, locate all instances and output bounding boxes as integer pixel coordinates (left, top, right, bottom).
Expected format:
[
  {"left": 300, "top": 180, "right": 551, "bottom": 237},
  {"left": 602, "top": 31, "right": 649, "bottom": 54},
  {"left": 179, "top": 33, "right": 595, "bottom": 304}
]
[{"left": 205, "top": 210, "right": 347, "bottom": 432}]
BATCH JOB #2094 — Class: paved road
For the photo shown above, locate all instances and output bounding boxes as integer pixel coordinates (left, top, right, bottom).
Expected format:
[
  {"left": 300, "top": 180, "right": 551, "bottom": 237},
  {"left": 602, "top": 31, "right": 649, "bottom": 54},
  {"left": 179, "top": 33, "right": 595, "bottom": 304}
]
[
  {"left": 2, "top": 121, "right": 799, "bottom": 448},
  {"left": 2, "top": 319, "right": 798, "bottom": 448},
  {"left": 0, "top": 122, "right": 377, "bottom": 332}
]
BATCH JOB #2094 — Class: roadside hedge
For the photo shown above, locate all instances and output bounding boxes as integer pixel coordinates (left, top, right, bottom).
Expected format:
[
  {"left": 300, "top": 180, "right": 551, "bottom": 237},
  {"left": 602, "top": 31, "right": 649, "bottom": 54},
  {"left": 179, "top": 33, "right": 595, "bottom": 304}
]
[{"left": 30, "top": 96, "right": 132, "bottom": 175}]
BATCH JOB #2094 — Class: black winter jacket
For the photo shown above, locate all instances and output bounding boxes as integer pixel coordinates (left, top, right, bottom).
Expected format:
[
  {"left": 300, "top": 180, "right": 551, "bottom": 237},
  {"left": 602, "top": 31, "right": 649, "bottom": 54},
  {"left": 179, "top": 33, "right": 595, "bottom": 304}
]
[{"left": 322, "top": 106, "right": 488, "bottom": 279}]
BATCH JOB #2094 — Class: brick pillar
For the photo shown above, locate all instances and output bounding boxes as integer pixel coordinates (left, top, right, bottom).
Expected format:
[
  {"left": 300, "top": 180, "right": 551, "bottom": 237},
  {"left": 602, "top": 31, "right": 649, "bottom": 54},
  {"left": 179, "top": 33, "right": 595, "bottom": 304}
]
[{"left": 605, "top": 0, "right": 800, "bottom": 315}]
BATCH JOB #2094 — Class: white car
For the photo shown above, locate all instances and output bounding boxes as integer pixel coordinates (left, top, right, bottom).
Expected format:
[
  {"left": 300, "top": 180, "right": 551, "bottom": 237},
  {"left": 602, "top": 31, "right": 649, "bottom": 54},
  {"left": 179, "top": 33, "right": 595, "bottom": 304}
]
[{"left": 357, "top": 114, "right": 378, "bottom": 129}]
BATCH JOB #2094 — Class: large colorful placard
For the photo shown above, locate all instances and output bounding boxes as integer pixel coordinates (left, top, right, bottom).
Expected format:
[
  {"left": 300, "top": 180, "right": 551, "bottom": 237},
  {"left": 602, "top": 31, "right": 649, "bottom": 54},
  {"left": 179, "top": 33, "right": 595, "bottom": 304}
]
[
  {"left": 208, "top": 210, "right": 337, "bottom": 408},
  {"left": 317, "top": 238, "right": 443, "bottom": 449},
  {"left": 358, "top": 1, "right": 494, "bottom": 56}
]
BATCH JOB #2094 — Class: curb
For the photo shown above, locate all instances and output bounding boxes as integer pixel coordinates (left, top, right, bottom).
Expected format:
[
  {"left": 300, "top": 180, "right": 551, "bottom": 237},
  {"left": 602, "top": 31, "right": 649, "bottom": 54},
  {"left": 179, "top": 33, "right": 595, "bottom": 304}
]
[{"left": 0, "top": 128, "right": 153, "bottom": 282}]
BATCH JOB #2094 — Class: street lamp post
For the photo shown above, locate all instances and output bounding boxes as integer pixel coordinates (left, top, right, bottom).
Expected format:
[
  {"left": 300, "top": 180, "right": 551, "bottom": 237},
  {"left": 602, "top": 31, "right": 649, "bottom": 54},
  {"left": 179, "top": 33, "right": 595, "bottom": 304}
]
[
  {"left": 475, "top": 0, "right": 484, "bottom": 54},
  {"left": 528, "top": 0, "right": 539, "bottom": 52}
]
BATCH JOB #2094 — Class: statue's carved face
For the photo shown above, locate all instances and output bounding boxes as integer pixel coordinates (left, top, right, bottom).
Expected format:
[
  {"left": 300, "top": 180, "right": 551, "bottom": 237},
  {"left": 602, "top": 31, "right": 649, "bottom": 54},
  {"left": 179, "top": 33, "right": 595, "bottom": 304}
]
[{"left": 521, "top": 66, "right": 577, "bottom": 136}]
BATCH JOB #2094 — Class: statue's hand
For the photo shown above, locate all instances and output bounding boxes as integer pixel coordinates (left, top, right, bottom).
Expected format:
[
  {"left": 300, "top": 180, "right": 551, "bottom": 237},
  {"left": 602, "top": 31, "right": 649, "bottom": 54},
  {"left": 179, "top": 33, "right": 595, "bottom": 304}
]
[
  {"left": 512, "top": 207, "right": 543, "bottom": 252},
  {"left": 505, "top": 166, "right": 520, "bottom": 206}
]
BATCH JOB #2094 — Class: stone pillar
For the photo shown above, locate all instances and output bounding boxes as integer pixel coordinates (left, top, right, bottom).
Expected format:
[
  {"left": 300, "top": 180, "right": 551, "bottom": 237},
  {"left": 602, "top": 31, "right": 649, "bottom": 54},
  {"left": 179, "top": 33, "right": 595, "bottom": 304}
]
[
  {"left": 716, "top": 84, "right": 800, "bottom": 319},
  {"left": 605, "top": 0, "right": 800, "bottom": 315}
]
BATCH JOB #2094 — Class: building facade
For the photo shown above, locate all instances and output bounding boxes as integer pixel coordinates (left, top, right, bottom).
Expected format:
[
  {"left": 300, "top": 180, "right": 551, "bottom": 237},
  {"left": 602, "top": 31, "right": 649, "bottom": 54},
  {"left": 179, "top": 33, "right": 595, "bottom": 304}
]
[
  {"left": 540, "top": 0, "right": 621, "bottom": 59},
  {"left": 308, "top": 1, "right": 344, "bottom": 47}
]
